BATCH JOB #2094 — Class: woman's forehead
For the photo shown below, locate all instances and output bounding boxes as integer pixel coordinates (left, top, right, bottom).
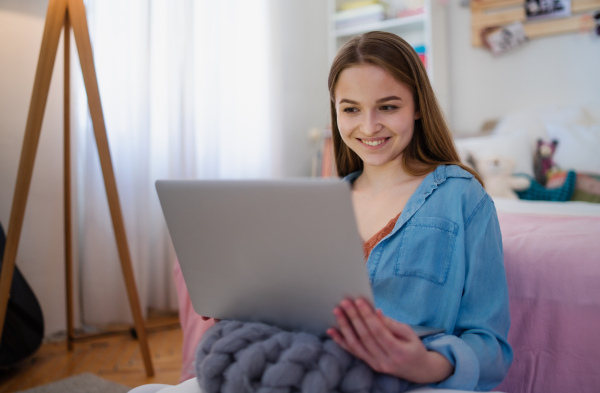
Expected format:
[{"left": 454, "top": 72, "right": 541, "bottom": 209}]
[{"left": 334, "top": 64, "right": 412, "bottom": 102}]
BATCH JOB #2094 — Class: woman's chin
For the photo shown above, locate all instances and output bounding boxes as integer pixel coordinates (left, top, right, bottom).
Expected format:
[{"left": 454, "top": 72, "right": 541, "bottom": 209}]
[{"left": 360, "top": 156, "right": 404, "bottom": 169}]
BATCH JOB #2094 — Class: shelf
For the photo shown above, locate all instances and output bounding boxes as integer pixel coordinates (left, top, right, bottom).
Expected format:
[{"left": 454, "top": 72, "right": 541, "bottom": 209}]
[{"left": 333, "top": 13, "right": 426, "bottom": 37}]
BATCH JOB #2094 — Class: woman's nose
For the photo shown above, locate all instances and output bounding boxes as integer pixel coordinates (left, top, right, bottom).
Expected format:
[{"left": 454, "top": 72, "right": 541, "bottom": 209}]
[{"left": 361, "top": 111, "right": 382, "bottom": 135}]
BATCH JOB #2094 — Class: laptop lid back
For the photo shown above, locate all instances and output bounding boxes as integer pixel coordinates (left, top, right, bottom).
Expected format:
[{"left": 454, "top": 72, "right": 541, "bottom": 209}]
[{"left": 156, "top": 178, "right": 373, "bottom": 334}]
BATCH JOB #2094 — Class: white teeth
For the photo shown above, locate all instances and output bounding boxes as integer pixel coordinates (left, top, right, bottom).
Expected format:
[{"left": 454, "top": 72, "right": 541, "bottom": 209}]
[{"left": 361, "top": 139, "right": 386, "bottom": 146}]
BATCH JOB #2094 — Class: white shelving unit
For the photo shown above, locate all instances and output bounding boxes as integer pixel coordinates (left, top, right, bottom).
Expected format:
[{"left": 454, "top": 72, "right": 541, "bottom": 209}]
[
  {"left": 327, "top": 0, "right": 450, "bottom": 121},
  {"left": 334, "top": 13, "right": 426, "bottom": 38}
]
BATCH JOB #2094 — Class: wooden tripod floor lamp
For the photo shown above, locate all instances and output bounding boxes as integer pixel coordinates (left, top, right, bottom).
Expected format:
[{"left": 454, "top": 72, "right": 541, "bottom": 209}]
[{"left": 0, "top": 0, "right": 154, "bottom": 376}]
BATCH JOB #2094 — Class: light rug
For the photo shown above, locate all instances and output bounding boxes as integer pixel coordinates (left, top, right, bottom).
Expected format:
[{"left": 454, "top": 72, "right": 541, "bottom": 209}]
[{"left": 16, "top": 373, "right": 130, "bottom": 393}]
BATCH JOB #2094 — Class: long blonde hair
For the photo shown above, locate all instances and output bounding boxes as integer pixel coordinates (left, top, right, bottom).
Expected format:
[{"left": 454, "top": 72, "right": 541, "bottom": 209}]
[{"left": 328, "top": 31, "right": 482, "bottom": 185}]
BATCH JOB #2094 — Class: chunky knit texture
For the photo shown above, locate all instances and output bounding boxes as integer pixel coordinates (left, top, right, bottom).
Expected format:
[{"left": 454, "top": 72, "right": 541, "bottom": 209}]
[{"left": 195, "top": 320, "right": 412, "bottom": 393}]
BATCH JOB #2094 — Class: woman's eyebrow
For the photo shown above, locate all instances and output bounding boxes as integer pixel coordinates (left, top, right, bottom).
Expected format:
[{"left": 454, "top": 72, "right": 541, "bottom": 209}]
[
  {"left": 339, "top": 96, "right": 402, "bottom": 105},
  {"left": 376, "top": 95, "right": 402, "bottom": 103},
  {"left": 339, "top": 98, "right": 358, "bottom": 105}
]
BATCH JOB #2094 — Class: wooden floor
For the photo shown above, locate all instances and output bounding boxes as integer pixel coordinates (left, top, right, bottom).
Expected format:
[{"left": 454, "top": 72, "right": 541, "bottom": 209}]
[{"left": 0, "top": 313, "right": 183, "bottom": 392}]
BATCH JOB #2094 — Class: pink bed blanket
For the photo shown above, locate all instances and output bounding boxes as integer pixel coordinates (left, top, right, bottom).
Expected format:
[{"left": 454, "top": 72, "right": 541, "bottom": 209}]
[
  {"left": 495, "top": 212, "right": 600, "bottom": 393},
  {"left": 174, "top": 212, "right": 600, "bottom": 391}
]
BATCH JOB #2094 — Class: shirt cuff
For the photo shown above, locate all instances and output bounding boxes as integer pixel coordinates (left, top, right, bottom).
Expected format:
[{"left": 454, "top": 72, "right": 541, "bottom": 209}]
[{"left": 423, "top": 334, "right": 479, "bottom": 390}]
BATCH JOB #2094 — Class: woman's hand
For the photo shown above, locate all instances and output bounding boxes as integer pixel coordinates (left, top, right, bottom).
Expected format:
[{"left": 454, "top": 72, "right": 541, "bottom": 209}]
[{"left": 327, "top": 298, "right": 453, "bottom": 384}]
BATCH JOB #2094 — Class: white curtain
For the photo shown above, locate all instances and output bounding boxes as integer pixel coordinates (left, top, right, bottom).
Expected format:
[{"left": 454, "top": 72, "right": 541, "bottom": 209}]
[{"left": 72, "top": 0, "right": 276, "bottom": 325}]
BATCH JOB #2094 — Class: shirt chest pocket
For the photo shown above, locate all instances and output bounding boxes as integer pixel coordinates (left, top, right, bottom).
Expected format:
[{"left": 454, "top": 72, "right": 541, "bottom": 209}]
[{"left": 394, "top": 217, "right": 458, "bottom": 285}]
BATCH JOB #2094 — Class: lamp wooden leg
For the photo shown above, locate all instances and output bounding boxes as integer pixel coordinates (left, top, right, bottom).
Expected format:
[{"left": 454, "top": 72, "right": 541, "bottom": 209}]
[
  {"left": 67, "top": 0, "right": 154, "bottom": 377},
  {"left": 63, "top": 10, "right": 75, "bottom": 353},
  {"left": 0, "top": 0, "right": 68, "bottom": 341}
]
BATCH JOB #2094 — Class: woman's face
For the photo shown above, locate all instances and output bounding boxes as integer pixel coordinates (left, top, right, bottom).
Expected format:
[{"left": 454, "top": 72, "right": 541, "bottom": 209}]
[{"left": 334, "top": 64, "right": 420, "bottom": 170}]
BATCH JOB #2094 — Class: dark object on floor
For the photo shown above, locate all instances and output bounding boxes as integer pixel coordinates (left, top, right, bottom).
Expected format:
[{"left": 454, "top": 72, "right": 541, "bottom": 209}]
[{"left": 0, "top": 222, "right": 44, "bottom": 369}]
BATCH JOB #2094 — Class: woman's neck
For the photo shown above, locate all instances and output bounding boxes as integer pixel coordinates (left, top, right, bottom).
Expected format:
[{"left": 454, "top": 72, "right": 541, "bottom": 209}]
[{"left": 355, "top": 159, "right": 414, "bottom": 193}]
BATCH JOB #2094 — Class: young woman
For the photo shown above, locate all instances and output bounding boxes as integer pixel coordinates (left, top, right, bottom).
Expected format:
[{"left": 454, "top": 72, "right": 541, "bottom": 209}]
[
  {"left": 324, "top": 31, "right": 513, "bottom": 390},
  {"left": 131, "top": 31, "right": 512, "bottom": 393}
]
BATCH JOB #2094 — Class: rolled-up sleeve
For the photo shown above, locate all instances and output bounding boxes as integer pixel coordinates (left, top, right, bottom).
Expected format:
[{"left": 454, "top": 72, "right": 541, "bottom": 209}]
[{"left": 425, "top": 194, "right": 513, "bottom": 391}]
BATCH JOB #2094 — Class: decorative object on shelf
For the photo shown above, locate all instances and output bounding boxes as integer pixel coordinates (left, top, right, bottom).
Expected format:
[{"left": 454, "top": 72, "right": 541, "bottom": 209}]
[
  {"left": 310, "top": 126, "right": 336, "bottom": 178},
  {"left": 388, "top": 0, "right": 425, "bottom": 18},
  {"left": 525, "top": 0, "right": 571, "bottom": 20},
  {"left": 334, "top": 1, "right": 385, "bottom": 29},
  {"left": 339, "top": 0, "right": 381, "bottom": 10},
  {"left": 471, "top": 0, "right": 600, "bottom": 47},
  {"left": 413, "top": 44, "right": 428, "bottom": 66},
  {"left": 482, "top": 21, "right": 528, "bottom": 55}
]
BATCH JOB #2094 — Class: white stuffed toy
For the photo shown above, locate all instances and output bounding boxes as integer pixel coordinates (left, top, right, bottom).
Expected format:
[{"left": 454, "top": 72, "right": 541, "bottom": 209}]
[{"left": 476, "top": 155, "right": 531, "bottom": 199}]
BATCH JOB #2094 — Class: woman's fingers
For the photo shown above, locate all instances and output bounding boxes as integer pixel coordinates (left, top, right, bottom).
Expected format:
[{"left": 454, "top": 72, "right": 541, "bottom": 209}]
[
  {"left": 326, "top": 327, "right": 351, "bottom": 352},
  {"left": 381, "top": 315, "right": 419, "bottom": 341},
  {"left": 334, "top": 299, "right": 390, "bottom": 363},
  {"left": 332, "top": 304, "right": 370, "bottom": 358},
  {"left": 343, "top": 300, "right": 379, "bottom": 350},
  {"left": 354, "top": 299, "right": 396, "bottom": 350},
  {"left": 356, "top": 300, "right": 424, "bottom": 364},
  {"left": 329, "top": 301, "right": 437, "bottom": 378}
]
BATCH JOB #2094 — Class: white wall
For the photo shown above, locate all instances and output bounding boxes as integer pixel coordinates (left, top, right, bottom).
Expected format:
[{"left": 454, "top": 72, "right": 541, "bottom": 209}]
[
  {"left": 446, "top": 3, "right": 600, "bottom": 135},
  {"left": 0, "top": 0, "right": 67, "bottom": 335},
  {"left": 271, "top": 0, "right": 331, "bottom": 178}
]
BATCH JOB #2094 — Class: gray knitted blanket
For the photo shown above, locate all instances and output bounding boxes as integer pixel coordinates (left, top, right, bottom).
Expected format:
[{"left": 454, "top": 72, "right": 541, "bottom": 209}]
[{"left": 195, "top": 320, "right": 413, "bottom": 393}]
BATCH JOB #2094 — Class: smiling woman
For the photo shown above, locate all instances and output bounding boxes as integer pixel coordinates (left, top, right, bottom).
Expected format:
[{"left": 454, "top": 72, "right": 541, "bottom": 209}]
[{"left": 324, "top": 32, "right": 512, "bottom": 390}]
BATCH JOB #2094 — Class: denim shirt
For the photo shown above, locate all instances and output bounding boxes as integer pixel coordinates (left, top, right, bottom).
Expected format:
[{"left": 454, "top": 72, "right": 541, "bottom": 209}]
[{"left": 345, "top": 165, "right": 513, "bottom": 391}]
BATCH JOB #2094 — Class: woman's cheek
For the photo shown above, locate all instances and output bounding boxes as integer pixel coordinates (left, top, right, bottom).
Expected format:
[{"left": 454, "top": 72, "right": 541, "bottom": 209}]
[{"left": 337, "top": 117, "right": 354, "bottom": 136}]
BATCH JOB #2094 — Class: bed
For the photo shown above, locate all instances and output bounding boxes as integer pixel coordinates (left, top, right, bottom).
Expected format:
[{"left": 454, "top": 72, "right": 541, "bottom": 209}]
[
  {"left": 171, "top": 104, "right": 600, "bottom": 392},
  {"left": 494, "top": 199, "right": 600, "bottom": 392}
]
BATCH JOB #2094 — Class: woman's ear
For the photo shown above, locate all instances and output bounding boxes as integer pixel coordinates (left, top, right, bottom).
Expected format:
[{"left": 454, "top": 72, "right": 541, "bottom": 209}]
[{"left": 414, "top": 110, "right": 421, "bottom": 120}]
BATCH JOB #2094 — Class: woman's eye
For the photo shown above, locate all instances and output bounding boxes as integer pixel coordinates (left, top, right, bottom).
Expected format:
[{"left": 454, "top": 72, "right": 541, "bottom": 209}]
[
  {"left": 380, "top": 105, "right": 397, "bottom": 111},
  {"left": 343, "top": 107, "right": 358, "bottom": 113}
]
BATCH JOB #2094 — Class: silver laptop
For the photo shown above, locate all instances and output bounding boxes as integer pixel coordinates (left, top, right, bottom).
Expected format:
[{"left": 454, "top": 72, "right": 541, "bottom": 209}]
[{"left": 156, "top": 178, "right": 443, "bottom": 337}]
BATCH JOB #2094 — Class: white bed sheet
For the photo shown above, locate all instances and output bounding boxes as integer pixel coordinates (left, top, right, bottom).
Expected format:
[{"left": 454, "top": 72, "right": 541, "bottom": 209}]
[
  {"left": 492, "top": 197, "right": 600, "bottom": 217},
  {"left": 128, "top": 379, "right": 487, "bottom": 393}
]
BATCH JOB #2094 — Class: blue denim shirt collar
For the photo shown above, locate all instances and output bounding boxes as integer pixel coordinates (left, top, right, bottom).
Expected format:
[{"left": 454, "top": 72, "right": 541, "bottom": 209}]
[{"left": 344, "top": 165, "right": 474, "bottom": 235}]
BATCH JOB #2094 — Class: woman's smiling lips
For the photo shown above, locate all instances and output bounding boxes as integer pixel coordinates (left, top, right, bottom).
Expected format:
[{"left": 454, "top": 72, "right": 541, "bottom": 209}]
[{"left": 358, "top": 137, "right": 390, "bottom": 148}]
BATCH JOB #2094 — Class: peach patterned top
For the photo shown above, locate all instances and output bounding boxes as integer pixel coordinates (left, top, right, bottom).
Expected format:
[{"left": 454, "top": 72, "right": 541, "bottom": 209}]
[{"left": 362, "top": 212, "right": 401, "bottom": 260}]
